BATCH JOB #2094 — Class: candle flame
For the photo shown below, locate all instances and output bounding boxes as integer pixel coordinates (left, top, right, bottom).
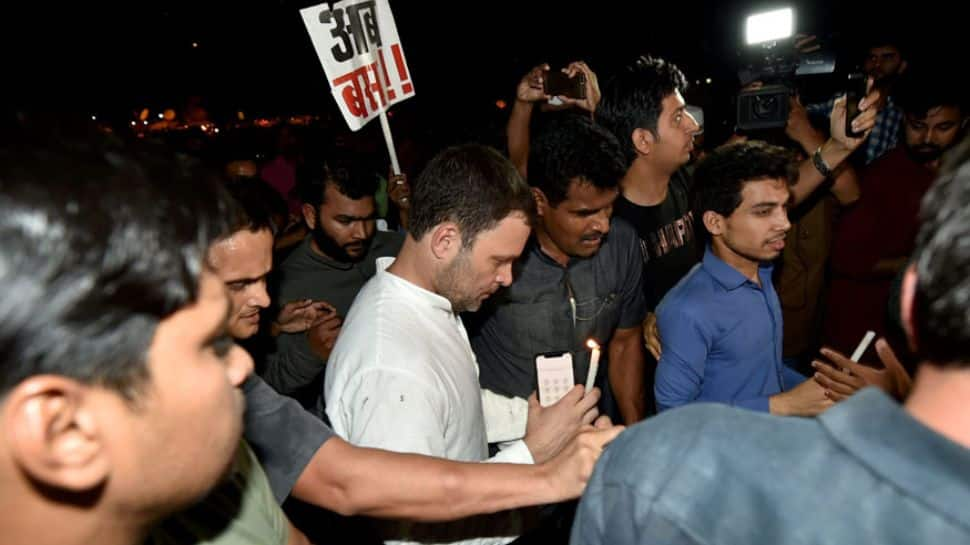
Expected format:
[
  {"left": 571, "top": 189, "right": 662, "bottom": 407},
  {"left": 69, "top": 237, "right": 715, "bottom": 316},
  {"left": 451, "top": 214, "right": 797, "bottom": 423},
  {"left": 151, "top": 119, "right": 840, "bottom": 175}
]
[{"left": 586, "top": 339, "right": 600, "bottom": 350}]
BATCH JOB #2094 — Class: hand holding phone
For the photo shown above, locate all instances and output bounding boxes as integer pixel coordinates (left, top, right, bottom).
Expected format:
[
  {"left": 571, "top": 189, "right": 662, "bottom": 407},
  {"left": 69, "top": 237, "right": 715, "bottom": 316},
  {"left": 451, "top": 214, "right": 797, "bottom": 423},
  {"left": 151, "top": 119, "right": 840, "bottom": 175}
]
[
  {"left": 543, "top": 69, "right": 587, "bottom": 100},
  {"left": 844, "top": 72, "right": 868, "bottom": 138}
]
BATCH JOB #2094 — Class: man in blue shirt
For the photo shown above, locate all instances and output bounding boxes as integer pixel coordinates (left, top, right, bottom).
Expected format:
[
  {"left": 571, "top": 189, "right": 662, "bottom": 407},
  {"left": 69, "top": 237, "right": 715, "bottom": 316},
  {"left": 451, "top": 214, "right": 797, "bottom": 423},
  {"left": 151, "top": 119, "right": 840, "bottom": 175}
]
[
  {"left": 571, "top": 139, "right": 970, "bottom": 545},
  {"left": 654, "top": 141, "right": 833, "bottom": 416}
]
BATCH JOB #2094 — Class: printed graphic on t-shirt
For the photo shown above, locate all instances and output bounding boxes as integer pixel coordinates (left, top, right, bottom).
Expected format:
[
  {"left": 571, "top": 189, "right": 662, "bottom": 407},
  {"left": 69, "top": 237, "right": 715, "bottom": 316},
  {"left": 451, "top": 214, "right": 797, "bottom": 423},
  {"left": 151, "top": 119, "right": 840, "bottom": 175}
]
[{"left": 639, "top": 211, "right": 695, "bottom": 263}]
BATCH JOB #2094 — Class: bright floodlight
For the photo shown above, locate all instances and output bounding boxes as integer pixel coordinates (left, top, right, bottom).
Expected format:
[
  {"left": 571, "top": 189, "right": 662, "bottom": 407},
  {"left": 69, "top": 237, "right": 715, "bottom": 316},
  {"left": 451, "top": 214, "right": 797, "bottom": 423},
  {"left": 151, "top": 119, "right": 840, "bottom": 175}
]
[{"left": 745, "top": 7, "right": 793, "bottom": 45}]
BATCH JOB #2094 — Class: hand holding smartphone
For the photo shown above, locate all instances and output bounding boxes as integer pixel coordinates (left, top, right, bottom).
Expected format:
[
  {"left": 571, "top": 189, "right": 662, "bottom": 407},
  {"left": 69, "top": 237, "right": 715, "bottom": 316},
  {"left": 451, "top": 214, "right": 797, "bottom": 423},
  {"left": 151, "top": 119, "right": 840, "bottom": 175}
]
[
  {"left": 543, "top": 69, "right": 587, "bottom": 100},
  {"left": 844, "top": 72, "right": 868, "bottom": 138}
]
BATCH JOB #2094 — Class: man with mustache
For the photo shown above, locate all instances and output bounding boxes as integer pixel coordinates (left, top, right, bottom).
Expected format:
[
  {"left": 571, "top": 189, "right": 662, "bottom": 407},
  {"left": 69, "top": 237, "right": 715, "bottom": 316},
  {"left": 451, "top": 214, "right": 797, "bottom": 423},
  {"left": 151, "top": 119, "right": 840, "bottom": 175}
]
[
  {"left": 823, "top": 72, "right": 967, "bottom": 355},
  {"left": 264, "top": 155, "right": 403, "bottom": 405},
  {"left": 470, "top": 114, "right": 648, "bottom": 427}
]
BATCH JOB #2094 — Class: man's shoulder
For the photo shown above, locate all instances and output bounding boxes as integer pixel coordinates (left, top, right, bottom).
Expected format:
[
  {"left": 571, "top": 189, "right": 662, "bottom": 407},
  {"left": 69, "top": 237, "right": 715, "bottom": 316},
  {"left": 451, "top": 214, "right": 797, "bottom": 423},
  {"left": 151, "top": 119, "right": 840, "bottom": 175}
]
[
  {"left": 593, "top": 404, "right": 824, "bottom": 508},
  {"left": 333, "top": 275, "right": 435, "bottom": 372},
  {"left": 278, "top": 237, "right": 314, "bottom": 270},
  {"left": 657, "top": 263, "right": 713, "bottom": 310}
]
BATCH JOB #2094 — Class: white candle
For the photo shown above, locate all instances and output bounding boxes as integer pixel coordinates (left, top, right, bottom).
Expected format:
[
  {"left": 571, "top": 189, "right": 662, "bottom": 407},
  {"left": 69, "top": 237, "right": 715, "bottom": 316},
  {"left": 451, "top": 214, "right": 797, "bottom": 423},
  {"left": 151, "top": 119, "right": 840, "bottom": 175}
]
[
  {"left": 585, "top": 339, "right": 600, "bottom": 392},
  {"left": 850, "top": 330, "right": 876, "bottom": 362}
]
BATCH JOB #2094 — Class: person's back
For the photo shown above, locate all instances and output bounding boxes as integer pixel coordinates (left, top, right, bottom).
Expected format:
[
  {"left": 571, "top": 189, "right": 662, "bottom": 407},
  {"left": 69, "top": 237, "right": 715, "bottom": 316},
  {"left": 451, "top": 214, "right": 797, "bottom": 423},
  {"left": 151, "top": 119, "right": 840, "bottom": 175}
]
[{"left": 572, "top": 391, "right": 970, "bottom": 544}]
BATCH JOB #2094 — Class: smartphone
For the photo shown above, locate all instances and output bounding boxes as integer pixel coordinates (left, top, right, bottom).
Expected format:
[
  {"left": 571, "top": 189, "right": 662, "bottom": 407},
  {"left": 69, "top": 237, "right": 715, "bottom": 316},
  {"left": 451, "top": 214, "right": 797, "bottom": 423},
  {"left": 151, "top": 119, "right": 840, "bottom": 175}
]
[
  {"left": 543, "top": 70, "right": 587, "bottom": 100},
  {"left": 535, "top": 351, "right": 575, "bottom": 407},
  {"left": 845, "top": 72, "right": 867, "bottom": 138}
]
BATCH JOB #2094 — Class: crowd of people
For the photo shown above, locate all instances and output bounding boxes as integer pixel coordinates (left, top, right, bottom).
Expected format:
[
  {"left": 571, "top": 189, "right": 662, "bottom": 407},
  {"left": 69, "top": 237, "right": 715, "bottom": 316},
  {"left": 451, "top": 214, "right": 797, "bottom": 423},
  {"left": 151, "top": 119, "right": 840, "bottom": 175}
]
[{"left": 2, "top": 29, "right": 968, "bottom": 545}]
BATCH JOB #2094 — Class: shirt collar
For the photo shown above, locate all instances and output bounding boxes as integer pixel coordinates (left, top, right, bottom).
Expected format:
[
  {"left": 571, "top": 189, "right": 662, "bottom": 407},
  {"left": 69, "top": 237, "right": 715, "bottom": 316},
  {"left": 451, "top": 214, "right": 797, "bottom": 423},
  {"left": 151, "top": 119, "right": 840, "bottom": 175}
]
[
  {"left": 701, "top": 246, "right": 773, "bottom": 291},
  {"left": 819, "top": 388, "right": 970, "bottom": 528},
  {"left": 375, "top": 256, "right": 454, "bottom": 314}
]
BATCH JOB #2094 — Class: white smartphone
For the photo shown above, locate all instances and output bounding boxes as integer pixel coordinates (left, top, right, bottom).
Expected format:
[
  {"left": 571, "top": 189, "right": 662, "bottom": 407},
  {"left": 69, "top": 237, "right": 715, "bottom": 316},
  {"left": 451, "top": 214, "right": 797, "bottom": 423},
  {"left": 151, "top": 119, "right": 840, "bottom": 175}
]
[{"left": 535, "top": 351, "right": 575, "bottom": 407}]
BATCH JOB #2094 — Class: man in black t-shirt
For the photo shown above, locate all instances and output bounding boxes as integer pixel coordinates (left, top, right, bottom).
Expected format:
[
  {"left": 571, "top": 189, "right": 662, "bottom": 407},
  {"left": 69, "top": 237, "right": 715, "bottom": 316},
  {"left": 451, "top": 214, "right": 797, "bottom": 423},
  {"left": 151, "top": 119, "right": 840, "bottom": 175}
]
[
  {"left": 597, "top": 56, "right": 701, "bottom": 315},
  {"left": 597, "top": 55, "right": 879, "bottom": 358}
]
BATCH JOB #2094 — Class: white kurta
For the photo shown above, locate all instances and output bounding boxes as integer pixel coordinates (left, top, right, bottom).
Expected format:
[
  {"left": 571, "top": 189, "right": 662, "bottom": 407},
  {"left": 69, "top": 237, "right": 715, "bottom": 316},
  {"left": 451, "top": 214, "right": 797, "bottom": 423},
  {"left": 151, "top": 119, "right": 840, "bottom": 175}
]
[{"left": 325, "top": 257, "right": 532, "bottom": 545}]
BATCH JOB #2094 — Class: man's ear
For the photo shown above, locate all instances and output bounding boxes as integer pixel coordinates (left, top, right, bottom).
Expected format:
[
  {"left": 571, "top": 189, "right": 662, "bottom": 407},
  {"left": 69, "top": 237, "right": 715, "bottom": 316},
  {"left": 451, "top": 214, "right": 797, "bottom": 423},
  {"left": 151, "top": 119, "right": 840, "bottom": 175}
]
[
  {"left": 900, "top": 263, "right": 919, "bottom": 353},
  {"left": 4, "top": 376, "right": 110, "bottom": 492},
  {"left": 702, "top": 210, "right": 725, "bottom": 237},
  {"left": 631, "top": 127, "right": 656, "bottom": 158},
  {"left": 429, "top": 222, "right": 462, "bottom": 260},
  {"left": 301, "top": 204, "right": 318, "bottom": 230},
  {"left": 532, "top": 187, "right": 549, "bottom": 218}
]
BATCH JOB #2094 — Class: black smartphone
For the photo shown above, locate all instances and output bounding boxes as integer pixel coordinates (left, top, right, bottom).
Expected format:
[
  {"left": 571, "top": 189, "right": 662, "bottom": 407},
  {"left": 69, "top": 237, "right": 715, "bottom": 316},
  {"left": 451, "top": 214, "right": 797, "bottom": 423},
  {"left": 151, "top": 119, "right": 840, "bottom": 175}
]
[
  {"left": 543, "top": 70, "right": 587, "bottom": 100},
  {"left": 845, "top": 72, "right": 867, "bottom": 138}
]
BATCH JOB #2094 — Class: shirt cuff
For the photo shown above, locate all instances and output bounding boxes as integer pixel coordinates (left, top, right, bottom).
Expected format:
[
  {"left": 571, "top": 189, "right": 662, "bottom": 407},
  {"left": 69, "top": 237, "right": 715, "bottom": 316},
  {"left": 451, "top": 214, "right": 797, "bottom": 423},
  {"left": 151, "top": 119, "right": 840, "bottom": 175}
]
[{"left": 486, "top": 439, "right": 534, "bottom": 465}]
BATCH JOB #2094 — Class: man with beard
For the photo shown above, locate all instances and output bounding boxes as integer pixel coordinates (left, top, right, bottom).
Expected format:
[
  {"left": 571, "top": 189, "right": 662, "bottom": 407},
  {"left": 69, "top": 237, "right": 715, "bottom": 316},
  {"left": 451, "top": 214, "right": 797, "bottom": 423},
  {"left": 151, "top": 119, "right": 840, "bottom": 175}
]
[
  {"left": 471, "top": 115, "right": 648, "bottom": 427},
  {"left": 262, "top": 156, "right": 402, "bottom": 405},
  {"left": 823, "top": 73, "right": 967, "bottom": 355},
  {"left": 807, "top": 33, "right": 910, "bottom": 165}
]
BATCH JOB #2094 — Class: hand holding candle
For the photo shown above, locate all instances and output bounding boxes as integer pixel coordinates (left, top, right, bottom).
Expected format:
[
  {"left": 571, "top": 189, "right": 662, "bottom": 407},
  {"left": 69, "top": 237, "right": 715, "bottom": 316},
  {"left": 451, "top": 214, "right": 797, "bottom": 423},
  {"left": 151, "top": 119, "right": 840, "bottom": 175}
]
[{"left": 585, "top": 339, "right": 600, "bottom": 392}]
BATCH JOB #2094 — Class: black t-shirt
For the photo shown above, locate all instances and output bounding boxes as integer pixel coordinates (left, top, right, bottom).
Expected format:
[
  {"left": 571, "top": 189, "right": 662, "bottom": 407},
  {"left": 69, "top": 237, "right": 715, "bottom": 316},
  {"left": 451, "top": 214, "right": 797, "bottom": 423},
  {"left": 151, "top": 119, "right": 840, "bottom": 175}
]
[{"left": 613, "top": 168, "right": 700, "bottom": 310}]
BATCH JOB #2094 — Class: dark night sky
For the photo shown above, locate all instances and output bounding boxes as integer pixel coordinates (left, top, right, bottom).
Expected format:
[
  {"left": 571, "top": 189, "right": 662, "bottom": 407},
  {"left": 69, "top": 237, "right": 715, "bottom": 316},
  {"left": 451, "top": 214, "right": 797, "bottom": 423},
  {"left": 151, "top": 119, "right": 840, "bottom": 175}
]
[{"left": 4, "top": 0, "right": 960, "bottom": 147}]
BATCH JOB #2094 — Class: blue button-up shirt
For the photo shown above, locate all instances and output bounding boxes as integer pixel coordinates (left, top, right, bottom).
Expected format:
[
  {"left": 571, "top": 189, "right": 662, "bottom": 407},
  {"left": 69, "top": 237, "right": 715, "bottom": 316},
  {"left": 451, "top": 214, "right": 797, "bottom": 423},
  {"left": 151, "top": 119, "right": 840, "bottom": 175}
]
[
  {"left": 571, "top": 389, "right": 970, "bottom": 545},
  {"left": 654, "top": 247, "right": 805, "bottom": 412}
]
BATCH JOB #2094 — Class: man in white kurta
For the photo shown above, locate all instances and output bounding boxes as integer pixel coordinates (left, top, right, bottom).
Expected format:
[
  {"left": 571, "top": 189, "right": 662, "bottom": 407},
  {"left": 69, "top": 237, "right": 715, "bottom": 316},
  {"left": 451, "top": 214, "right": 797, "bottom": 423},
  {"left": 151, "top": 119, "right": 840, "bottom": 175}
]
[
  {"left": 323, "top": 143, "right": 606, "bottom": 544},
  {"left": 325, "top": 258, "right": 530, "bottom": 544}
]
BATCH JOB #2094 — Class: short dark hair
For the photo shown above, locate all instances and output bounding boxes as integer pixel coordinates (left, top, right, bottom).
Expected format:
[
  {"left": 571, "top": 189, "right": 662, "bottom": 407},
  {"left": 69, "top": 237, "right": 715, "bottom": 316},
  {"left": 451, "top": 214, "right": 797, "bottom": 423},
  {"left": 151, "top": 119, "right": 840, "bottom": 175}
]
[
  {"left": 597, "top": 55, "right": 689, "bottom": 166},
  {"left": 297, "top": 154, "right": 379, "bottom": 208},
  {"left": 863, "top": 30, "right": 908, "bottom": 60},
  {"left": 692, "top": 140, "right": 799, "bottom": 224},
  {"left": 224, "top": 179, "right": 287, "bottom": 236},
  {"left": 0, "top": 147, "right": 237, "bottom": 400},
  {"left": 895, "top": 69, "right": 966, "bottom": 118},
  {"left": 911, "top": 137, "right": 970, "bottom": 366},
  {"left": 408, "top": 144, "right": 534, "bottom": 247},
  {"left": 529, "top": 114, "right": 626, "bottom": 207}
]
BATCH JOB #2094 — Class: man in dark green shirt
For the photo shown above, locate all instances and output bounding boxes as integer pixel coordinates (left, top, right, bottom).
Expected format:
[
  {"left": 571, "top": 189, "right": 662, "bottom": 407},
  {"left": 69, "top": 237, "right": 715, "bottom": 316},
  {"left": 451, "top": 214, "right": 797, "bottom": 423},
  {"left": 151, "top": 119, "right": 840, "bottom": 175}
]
[{"left": 262, "top": 157, "right": 403, "bottom": 405}]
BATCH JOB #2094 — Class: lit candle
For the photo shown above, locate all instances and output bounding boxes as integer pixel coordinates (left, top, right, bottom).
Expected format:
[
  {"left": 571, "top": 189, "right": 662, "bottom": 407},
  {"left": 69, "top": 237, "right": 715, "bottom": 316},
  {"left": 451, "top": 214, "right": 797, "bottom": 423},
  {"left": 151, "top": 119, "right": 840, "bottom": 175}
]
[{"left": 585, "top": 339, "right": 600, "bottom": 392}]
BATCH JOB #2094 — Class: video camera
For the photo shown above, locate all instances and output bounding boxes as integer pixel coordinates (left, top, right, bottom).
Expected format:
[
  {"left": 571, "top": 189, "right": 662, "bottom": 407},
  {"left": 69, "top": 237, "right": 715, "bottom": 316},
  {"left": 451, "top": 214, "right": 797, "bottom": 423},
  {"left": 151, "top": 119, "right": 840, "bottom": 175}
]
[{"left": 736, "top": 7, "right": 836, "bottom": 131}]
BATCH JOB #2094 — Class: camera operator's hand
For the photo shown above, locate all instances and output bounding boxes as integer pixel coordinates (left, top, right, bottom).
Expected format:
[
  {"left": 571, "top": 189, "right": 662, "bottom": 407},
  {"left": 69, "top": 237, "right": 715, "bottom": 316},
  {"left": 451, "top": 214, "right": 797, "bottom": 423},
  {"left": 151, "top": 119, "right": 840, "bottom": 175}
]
[
  {"left": 786, "top": 95, "right": 824, "bottom": 152},
  {"left": 559, "top": 61, "right": 601, "bottom": 114},
  {"left": 830, "top": 83, "right": 881, "bottom": 151},
  {"left": 516, "top": 64, "right": 550, "bottom": 104}
]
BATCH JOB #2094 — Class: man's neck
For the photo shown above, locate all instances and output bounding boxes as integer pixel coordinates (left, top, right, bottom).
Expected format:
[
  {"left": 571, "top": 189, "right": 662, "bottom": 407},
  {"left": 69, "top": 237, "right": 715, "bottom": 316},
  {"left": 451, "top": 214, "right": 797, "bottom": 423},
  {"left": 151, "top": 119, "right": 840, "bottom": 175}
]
[
  {"left": 905, "top": 365, "right": 970, "bottom": 450},
  {"left": 386, "top": 237, "right": 436, "bottom": 293},
  {"left": 620, "top": 159, "right": 675, "bottom": 206},
  {"left": 534, "top": 226, "right": 569, "bottom": 267},
  {"left": 0, "top": 500, "right": 144, "bottom": 545},
  {"left": 711, "top": 240, "right": 761, "bottom": 285}
]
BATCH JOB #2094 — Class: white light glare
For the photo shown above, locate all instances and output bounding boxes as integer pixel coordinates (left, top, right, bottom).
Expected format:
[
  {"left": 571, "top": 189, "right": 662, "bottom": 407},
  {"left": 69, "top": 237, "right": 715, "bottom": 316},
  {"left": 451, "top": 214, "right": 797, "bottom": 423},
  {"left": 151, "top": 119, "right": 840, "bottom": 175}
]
[{"left": 745, "top": 7, "right": 793, "bottom": 45}]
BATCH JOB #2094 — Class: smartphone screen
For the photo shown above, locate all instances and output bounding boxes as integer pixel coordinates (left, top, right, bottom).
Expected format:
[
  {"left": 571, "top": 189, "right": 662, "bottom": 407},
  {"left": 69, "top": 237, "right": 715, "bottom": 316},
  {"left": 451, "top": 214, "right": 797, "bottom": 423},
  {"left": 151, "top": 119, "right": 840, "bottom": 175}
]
[
  {"left": 845, "top": 72, "right": 867, "bottom": 138},
  {"left": 535, "top": 351, "right": 575, "bottom": 407}
]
